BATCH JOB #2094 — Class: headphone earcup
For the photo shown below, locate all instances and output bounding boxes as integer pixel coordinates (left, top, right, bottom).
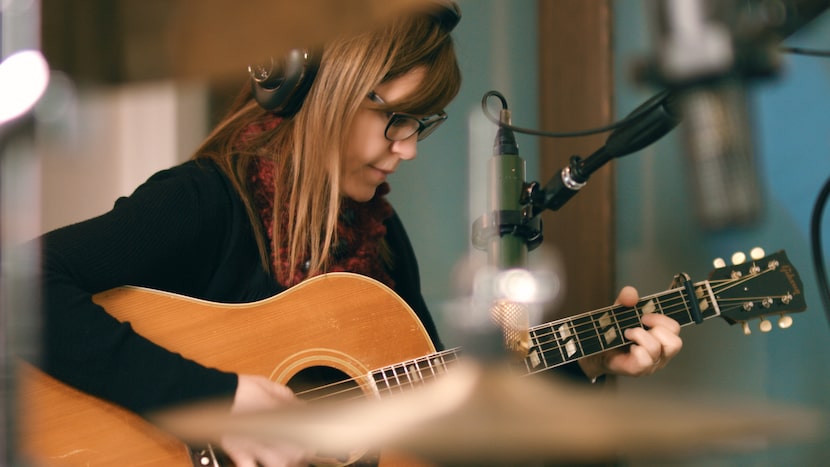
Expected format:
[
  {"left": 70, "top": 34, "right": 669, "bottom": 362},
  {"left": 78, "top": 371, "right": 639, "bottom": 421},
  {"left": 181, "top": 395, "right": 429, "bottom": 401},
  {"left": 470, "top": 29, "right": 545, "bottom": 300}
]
[{"left": 249, "top": 49, "right": 319, "bottom": 116}]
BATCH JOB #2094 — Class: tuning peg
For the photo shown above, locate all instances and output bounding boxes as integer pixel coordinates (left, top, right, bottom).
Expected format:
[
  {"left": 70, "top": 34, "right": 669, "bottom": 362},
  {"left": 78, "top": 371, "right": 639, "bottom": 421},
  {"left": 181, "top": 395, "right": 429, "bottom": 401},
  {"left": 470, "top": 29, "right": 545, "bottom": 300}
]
[
  {"left": 778, "top": 314, "right": 793, "bottom": 329},
  {"left": 713, "top": 257, "right": 726, "bottom": 269},
  {"left": 731, "top": 251, "right": 746, "bottom": 265},
  {"left": 741, "top": 321, "right": 751, "bottom": 335},
  {"left": 750, "top": 247, "right": 765, "bottom": 260},
  {"left": 759, "top": 317, "right": 773, "bottom": 333}
]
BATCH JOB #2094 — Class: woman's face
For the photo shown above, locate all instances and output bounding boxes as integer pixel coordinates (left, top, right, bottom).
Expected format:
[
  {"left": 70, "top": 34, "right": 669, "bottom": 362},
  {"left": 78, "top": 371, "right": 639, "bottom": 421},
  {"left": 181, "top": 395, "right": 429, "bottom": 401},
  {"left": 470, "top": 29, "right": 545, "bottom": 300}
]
[{"left": 341, "top": 67, "right": 426, "bottom": 202}]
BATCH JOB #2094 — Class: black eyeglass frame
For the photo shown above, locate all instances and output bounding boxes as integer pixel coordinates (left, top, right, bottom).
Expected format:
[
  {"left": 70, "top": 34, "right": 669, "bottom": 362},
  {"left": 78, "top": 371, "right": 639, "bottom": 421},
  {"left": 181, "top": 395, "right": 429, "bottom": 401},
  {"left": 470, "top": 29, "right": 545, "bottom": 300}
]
[{"left": 367, "top": 91, "right": 448, "bottom": 142}]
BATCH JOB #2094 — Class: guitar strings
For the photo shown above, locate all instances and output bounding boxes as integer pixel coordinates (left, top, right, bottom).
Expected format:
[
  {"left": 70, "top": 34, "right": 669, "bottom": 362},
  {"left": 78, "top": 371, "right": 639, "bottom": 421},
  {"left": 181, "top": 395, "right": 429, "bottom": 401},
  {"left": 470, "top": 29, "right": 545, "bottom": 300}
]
[
  {"left": 293, "top": 350, "right": 460, "bottom": 403},
  {"left": 536, "top": 265, "right": 780, "bottom": 348},
  {"left": 296, "top": 282, "right": 725, "bottom": 401},
  {"left": 526, "top": 288, "right": 694, "bottom": 373},
  {"left": 293, "top": 266, "right": 789, "bottom": 403},
  {"left": 529, "top": 268, "right": 788, "bottom": 370}
]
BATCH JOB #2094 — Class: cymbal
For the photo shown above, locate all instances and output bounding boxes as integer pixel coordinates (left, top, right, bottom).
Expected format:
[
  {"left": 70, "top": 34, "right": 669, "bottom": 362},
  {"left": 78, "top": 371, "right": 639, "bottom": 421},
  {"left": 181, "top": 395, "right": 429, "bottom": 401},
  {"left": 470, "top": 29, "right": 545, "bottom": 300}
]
[
  {"left": 154, "top": 361, "right": 825, "bottom": 464},
  {"left": 41, "top": 0, "right": 426, "bottom": 84}
]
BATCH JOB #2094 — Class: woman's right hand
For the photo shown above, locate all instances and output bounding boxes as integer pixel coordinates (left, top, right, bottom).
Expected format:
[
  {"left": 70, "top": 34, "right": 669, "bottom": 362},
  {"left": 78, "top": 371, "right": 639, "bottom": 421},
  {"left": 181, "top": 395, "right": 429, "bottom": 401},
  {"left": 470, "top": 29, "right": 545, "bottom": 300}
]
[{"left": 221, "top": 374, "right": 311, "bottom": 467}]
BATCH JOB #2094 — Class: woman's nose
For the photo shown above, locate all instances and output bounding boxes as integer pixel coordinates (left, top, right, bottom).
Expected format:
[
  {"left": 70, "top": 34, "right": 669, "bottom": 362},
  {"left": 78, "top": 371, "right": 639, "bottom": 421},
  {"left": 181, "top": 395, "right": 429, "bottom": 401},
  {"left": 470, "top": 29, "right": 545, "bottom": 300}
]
[{"left": 392, "top": 135, "right": 418, "bottom": 160}]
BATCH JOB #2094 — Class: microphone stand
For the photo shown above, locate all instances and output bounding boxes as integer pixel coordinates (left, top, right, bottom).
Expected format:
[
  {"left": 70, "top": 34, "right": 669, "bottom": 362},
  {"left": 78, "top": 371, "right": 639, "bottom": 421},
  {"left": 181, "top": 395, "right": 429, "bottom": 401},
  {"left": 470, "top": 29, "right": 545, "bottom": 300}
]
[
  {"left": 531, "top": 90, "right": 681, "bottom": 217},
  {"left": 468, "top": 91, "right": 680, "bottom": 363},
  {"left": 472, "top": 89, "right": 682, "bottom": 256}
]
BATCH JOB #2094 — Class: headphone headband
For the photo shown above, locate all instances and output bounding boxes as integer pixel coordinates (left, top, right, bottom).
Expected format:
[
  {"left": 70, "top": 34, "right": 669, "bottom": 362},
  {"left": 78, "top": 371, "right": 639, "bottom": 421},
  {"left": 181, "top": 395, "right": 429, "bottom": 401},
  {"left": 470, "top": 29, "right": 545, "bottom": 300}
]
[
  {"left": 431, "top": 1, "right": 461, "bottom": 33},
  {"left": 249, "top": 1, "right": 460, "bottom": 115}
]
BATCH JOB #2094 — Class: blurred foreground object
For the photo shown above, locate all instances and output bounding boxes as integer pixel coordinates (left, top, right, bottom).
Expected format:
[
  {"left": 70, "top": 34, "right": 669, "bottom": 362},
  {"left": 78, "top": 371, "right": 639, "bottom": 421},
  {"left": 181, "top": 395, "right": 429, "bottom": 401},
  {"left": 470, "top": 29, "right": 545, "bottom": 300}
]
[
  {"left": 0, "top": 50, "right": 49, "bottom": 125},
  {"left": 156, "top": 361, "right": 825, "bottom": 465},
  {"left": 41, "top": 0, "right": 425, "bottom": 84}
]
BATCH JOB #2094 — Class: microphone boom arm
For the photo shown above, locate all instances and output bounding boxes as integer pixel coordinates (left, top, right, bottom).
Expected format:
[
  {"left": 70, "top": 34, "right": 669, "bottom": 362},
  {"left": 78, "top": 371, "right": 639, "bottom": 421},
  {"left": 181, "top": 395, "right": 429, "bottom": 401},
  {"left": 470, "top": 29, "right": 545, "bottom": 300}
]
[{"left": 530, "top": 89, "right": 681, "bottom": 215}]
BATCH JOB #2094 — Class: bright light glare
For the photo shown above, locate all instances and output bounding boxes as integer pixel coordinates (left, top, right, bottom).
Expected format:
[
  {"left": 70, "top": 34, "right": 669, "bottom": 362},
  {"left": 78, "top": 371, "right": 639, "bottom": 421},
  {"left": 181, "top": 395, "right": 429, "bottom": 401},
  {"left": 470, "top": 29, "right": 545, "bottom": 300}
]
[
  {"left": 0, "top": 50, "right": 50, "bottom": 125},
  {"left": 495, "top": 268, "right": 538, "bottom": 303}
]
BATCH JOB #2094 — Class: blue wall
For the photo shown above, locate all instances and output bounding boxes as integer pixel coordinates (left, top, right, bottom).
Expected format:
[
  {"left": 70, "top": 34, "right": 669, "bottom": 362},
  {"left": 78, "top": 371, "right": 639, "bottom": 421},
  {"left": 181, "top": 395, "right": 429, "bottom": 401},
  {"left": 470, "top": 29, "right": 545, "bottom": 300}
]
[{"left": 614, "top": 2, "right": 830, "bottom": 465}]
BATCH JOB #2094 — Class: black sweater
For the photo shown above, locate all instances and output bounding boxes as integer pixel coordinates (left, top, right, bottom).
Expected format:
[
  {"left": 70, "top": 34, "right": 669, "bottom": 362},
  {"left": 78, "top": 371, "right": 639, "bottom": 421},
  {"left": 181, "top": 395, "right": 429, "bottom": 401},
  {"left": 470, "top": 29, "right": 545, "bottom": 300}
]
[{"left": 37, "top": 159, "right": 441, "bottom": 414}]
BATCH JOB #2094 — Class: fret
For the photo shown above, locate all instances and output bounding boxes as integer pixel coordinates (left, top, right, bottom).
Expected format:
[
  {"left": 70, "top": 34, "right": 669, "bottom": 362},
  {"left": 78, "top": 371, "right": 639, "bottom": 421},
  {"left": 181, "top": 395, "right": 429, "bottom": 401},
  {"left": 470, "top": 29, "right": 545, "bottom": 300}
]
[
  {"left": 423, "top": 353, "right": 446, "bottom": 381},
  {"left": 559, "top": 320, "right": 581, "bottom": 359},
  {"left": 416, "top": 360, "right": 428, "bottom": 382},
  {"left": 425, "top": 355, "right": 440, "bottom": 380},
  {"left": 525, "top": 322, "right": 565, "bottom": 373},
  {"left": 537, "top": 331, "right": 566, "bottom": 370},
  {"left": 368, "top": 350, "right": 462, "bottom": 398},
  {"left": 569, "top": 313, "right": 600, "bottom": 357},
  {"left": 538, "top": 323, "right": 565, "bottom": 366},
  {"left": 591, "top": 307, "right": 624, "bottom": 350},
  {"left": 433, "top": 352, "right": 448, "bottom": 375},
  {"left": 418, "top": 354, "right": 437, "bottom": 382},
  {"left": 656, "top": 293, "right": 671, "bottom": 316},
  {"left": 526, "top": 328, "right": 547, "bottom": 372},
  {"left": 660, "top": 288, "right": 693, "bottom": 326},
  {"left": 373, "top": 367, "right": 392, "bottom": 395},
  {"left": 391, "top": 365, "right": 403, "bottom": 391},
  {"left": 643, "top": 294, "right": 662, "bottom": 315},
  {"left": 402, "top": 362, "right": 416, "bottom": 387}
]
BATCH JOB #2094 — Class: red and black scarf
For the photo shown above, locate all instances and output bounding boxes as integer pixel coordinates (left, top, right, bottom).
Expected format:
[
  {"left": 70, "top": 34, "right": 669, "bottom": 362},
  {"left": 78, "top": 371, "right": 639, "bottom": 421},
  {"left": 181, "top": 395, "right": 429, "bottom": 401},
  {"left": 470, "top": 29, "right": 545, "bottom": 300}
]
[{"left": 245, "top": 120, "right": 394, "bottom": 288}]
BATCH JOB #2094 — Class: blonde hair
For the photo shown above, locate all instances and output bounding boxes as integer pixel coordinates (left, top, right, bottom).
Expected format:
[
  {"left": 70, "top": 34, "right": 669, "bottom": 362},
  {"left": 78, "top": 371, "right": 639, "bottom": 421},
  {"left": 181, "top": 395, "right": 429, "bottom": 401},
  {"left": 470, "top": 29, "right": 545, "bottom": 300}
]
[{"left": 193, "top": 9, "right": 461, "bottom": 281}]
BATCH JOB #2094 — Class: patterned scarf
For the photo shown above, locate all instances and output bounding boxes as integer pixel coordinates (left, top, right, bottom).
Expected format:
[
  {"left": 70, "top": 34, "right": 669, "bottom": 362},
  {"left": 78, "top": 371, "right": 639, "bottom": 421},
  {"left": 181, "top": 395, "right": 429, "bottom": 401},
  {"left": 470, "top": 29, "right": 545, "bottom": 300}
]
[{"left": 246, "top": 133, "right": 394, "bottom": 288}]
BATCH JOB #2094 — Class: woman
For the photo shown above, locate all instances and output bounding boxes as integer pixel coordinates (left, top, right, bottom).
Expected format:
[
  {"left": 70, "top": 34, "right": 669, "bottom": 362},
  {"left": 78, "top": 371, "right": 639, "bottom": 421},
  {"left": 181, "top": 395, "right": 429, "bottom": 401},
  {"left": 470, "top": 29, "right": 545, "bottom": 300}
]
[{"left": 34, "top": 2, "right": 681, "bottom": 466}]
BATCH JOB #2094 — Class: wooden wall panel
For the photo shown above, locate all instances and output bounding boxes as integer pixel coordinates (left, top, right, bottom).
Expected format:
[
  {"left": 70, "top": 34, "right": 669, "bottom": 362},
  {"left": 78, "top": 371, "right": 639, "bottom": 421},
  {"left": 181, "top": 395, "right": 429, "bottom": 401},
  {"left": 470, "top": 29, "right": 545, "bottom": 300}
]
[
  {"left": 39, "top": 0, "right": 425, "bottom": 84},
  {"left": 537, "top": 0, "right": 616, "bottom": 318}
]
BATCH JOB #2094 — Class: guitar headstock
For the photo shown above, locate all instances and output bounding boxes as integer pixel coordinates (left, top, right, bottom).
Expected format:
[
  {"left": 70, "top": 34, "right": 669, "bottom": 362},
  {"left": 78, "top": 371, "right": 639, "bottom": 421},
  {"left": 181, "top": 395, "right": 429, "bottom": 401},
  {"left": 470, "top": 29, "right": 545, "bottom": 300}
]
[{"left": 708, "top": 248, "right": 806, "bottom": 335}]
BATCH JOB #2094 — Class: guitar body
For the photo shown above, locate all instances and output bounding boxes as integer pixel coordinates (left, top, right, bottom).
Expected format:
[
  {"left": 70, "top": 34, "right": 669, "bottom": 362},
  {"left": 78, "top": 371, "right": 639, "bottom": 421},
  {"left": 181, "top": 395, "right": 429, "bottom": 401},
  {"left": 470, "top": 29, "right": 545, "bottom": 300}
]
[{"left": 19, "top": 273, "right": 436, "bottom": 466}]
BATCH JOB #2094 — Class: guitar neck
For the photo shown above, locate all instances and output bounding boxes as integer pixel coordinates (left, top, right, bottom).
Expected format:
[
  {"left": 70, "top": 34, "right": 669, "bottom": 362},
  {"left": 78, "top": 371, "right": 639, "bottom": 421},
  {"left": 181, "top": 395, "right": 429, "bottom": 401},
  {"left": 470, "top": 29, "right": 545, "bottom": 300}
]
[
  {"left": 520, "top": 279, "right": 720, "bottom": 375},
  {"left": 368, "top": 279, "right": 720, "bottom": 393}
]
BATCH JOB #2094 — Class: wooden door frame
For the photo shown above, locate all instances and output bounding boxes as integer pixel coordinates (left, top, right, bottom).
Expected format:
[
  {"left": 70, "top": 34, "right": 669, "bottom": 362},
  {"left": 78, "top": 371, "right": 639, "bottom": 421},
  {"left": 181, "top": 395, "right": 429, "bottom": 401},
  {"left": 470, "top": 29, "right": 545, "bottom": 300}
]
[{"left": 538, "top": 0, "right": 616, "bottom": 319}]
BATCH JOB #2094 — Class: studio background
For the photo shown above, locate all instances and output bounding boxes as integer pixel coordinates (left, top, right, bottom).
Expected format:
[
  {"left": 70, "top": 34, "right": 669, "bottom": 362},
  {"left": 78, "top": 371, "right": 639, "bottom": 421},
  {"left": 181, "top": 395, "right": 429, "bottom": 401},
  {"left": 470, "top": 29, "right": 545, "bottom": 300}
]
[{"left": 4, "top": 0, "right": 828, "bottom": 465}]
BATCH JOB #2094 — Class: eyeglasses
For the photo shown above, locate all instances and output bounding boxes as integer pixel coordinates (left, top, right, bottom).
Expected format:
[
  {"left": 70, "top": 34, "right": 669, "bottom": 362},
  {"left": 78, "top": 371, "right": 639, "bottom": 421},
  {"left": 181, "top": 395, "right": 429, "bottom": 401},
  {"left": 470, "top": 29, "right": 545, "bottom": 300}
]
[{"left": 367, "top": 91, "right": 447, "bottom": 142}]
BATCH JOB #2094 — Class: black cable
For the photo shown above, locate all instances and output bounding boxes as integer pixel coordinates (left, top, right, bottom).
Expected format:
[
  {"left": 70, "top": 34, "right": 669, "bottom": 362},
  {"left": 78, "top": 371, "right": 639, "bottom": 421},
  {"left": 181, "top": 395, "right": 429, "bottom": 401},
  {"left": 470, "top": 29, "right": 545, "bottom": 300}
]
[
  {"left": 481, "top": 90, "right": 670, "bottom": 138},
  {"left": 781, "top": 46, "right": 830, "bottom": 58},
  {"left": 810, "top": 173, "right": 830, "bottom": 327},
  {"left": 480, "top": 45, "right": 829, "bottom": 140}
]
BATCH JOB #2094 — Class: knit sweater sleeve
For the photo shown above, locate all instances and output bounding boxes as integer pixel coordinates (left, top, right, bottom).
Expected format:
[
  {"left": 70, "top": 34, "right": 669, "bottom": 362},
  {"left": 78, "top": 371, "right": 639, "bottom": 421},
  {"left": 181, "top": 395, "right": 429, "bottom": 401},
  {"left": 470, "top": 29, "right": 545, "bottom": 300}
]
[{"left": 36, "top": 161, "right": 239, "bottom": 414}]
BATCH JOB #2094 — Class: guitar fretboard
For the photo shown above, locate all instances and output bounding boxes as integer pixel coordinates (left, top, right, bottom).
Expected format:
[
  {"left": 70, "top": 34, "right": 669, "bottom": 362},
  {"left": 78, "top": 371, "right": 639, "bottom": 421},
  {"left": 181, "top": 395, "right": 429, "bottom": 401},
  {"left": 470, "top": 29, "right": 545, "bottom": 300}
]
[
  {"left": 367, "top": 280, "right": 720, "bottom": 394},
  {"left": 520, "top": 280, "right": 719, "bottom": 375}
]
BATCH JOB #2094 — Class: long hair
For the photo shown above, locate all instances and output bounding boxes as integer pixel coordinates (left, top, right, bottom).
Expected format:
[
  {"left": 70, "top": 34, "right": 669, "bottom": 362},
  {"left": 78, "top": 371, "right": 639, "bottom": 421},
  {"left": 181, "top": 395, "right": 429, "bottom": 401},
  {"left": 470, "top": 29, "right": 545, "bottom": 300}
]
[{"left": 192, "top": 9, "right": 461, "bottom": 281}]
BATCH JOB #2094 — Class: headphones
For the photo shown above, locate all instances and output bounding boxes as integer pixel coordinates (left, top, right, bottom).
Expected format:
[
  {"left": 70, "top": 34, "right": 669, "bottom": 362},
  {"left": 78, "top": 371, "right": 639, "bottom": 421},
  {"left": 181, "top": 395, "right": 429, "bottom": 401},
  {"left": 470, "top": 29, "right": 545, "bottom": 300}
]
[{"left": 248, "top": 1, "right": 461, "bottom": 115}]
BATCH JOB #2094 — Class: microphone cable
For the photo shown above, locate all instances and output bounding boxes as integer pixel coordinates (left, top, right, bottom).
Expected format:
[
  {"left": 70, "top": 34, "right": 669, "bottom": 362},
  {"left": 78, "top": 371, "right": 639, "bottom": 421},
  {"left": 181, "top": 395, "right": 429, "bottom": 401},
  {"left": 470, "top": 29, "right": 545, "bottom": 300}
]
[
  {"left": 811, "top": 174, "right": 830, "bottom": 328},
  {"left": 481, "top": 89, "right": 673, "bottom": 139},
  {"left": 480, "top": 47, "right": 830, "bottom": 140}
]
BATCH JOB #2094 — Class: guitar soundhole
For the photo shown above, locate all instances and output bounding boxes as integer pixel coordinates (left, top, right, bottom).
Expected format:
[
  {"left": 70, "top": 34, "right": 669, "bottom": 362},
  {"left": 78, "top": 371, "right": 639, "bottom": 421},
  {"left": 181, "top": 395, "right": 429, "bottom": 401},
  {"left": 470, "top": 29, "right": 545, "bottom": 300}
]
[
  {"left": 286, "top": 367, "right": 380, "bottom": 466},
  {"left": 286, "top": 366, "right": 362, "bottom": 402}
]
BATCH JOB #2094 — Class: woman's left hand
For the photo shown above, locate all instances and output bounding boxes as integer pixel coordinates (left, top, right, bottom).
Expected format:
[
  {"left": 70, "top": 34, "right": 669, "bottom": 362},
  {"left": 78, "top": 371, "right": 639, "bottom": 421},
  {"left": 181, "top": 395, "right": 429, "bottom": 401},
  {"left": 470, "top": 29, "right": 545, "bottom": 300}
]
[{"left": 578, "top": 286, "right": 683, "bottom": 380}]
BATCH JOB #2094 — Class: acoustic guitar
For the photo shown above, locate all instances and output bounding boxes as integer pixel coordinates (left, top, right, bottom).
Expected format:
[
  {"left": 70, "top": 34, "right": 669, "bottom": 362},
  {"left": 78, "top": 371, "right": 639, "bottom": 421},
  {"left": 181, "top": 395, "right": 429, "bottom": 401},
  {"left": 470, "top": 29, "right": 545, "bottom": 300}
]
[{"left": 18, "top": 249, "right": 807, "bottom": 466}]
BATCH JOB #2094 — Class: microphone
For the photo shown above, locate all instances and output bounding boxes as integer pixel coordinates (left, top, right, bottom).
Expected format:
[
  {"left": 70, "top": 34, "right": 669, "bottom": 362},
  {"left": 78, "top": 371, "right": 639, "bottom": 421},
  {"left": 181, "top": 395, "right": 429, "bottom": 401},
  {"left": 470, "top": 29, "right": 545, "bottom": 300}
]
[
  {"left": 538, "top": 90, "right": 681, "bottom": 213},
  {"left": 487, "top": 107, "right": 528, "bottom": 269},
  {"left": 647, "top": 0, "right": 769, "bottom": 230},
  {"left": 676, "top": 82, "right": 762, "bottom": 229},
  {"left": 483, "top": 108, "right": 532, "bottom": 358}
]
